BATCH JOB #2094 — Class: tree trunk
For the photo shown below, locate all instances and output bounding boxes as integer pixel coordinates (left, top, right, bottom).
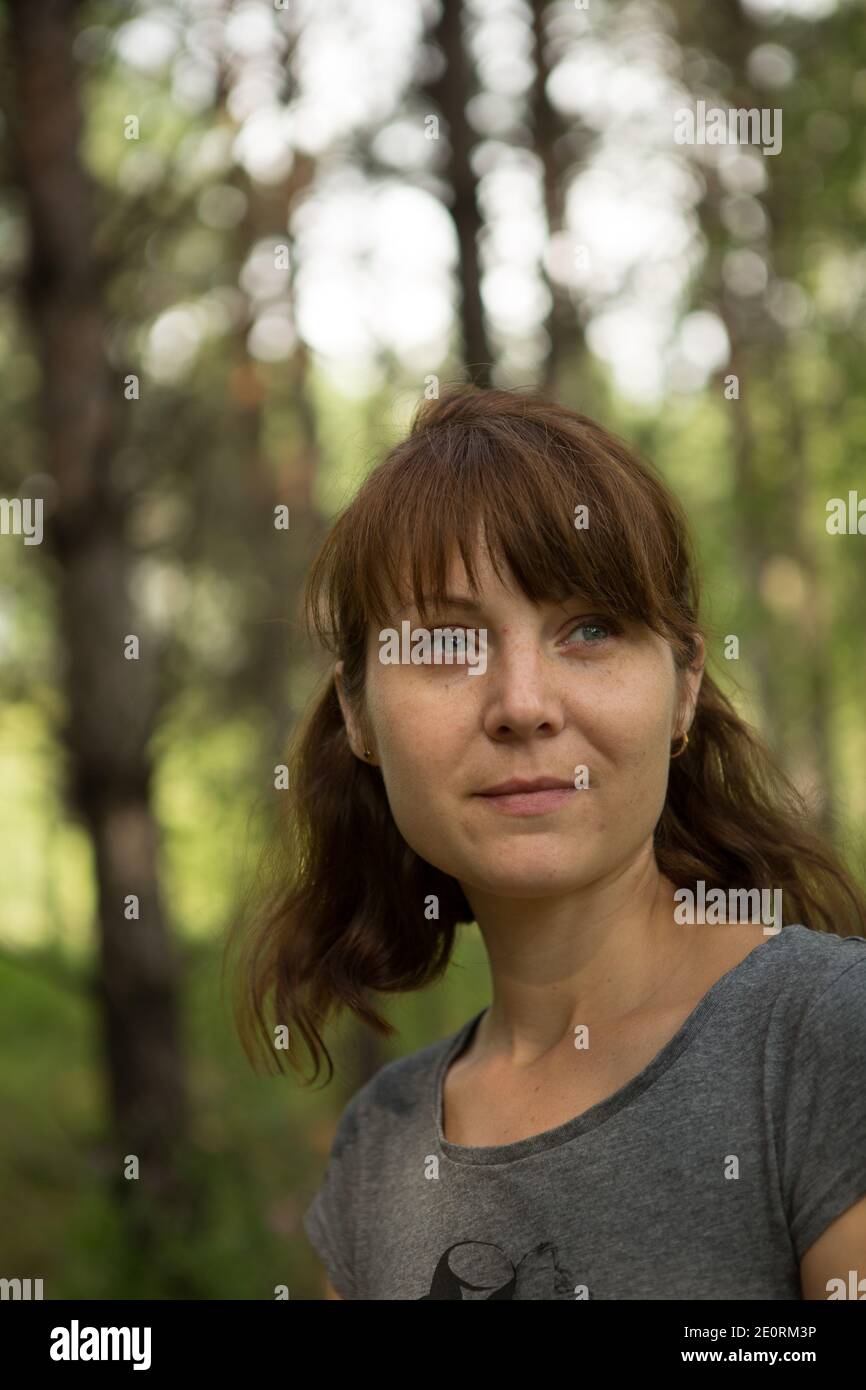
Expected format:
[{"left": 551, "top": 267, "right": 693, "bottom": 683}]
[
  {"left": 6, "top": 0, "right": 190, "bottom": 1226},
  {"left": 529, "top": 0, "right": 590, "bottom": 395},
  {"left": 423, "top": 0, "right": 493, "bottom": 386}
]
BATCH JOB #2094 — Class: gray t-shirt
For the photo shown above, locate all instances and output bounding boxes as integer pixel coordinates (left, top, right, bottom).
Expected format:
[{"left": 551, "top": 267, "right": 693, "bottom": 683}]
[{"left": 302, "top": 924, "right": 866, "bottom": 1299}]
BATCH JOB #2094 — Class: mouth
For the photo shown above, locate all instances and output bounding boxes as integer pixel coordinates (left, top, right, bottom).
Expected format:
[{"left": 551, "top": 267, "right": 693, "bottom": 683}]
[{"left": 474, "top": 777, "right": 579, "bottom": 817}]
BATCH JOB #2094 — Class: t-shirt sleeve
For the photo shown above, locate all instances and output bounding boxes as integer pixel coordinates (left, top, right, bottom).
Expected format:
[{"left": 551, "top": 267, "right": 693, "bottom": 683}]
[
  {"left": 302, "top": 1086, "right": 366, "bottom": 1299},
  {"left": 781, "top": 953, "right": 866, "bottom": 1263}
]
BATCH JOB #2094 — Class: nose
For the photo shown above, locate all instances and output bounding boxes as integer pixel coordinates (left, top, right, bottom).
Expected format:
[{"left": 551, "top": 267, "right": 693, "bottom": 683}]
[{"left": 480, "top": 638, "right": 567, "bottom": 743}]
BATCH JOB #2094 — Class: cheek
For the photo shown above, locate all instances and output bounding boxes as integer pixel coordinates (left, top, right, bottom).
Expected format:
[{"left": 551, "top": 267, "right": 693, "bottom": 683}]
[
  {"left": 368, "top": 681, "right": 473, "bottom": 863},
  {"left": 369, "top": 682, "right": 456, "bottom": 816},
  {"left": 585, "top": 667, "right": 674, "bottom": 797},
  {"left": 377, "top": 746, "right": 458, "bottom": 871},
  {"left": 371, "top": 664, "right": 470, "bottom": 755}
]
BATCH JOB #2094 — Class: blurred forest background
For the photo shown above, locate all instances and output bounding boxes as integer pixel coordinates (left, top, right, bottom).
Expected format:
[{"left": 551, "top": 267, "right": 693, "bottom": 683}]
[{"left": 0, "top": 0, "right": 864, "bottom": 1298}]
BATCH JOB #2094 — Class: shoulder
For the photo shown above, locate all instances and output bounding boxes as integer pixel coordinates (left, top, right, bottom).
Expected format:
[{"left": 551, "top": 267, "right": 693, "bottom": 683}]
[
  {"left": 698, "top": 924, "right": 866, "bottom": 1074},
  {"left": 771, "top": 925, "right": 866, "bottom": 1019},
  {"left": 713, "top": 923, "right": 866, "bottom": 1008},
  {"left": 785, "top": 926, "right": 866, "bottom": 1040},
  {"left": 766, "top": 924, "right": 866, "bottom": 1103},
  {"left": 338, "top": 1019, "right": 471, "bottom": 1135},
  {"left": 697, "top": 924, "right": 866, "bottom": 1033},
  {"left": 768, "top": 928, "right": 866, "bottom": 1260},
  {"left": 357, "top": 1027, "right": 459, "bottom": 1114},
  {"left": 776, "top": 923, "right": 866, "bottom": 967}
]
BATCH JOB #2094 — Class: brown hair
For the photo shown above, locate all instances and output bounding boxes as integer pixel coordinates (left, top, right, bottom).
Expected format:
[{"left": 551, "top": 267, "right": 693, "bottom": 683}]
[{"left": 225, "top": 384, "right": 866, "bottom": 1083}]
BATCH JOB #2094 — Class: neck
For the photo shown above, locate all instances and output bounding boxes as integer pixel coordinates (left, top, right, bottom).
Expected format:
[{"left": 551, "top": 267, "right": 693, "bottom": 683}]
[{"left": 460, "top": 850, "right": 696, "bottom": 1067}]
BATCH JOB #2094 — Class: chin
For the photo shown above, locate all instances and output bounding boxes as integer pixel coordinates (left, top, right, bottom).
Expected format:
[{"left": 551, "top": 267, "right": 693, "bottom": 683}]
[{"left": 465, "top": 865, "right": 594, "bottom": 898}]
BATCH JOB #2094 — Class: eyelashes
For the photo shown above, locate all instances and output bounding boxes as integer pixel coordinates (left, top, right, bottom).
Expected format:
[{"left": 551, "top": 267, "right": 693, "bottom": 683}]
[
  {"left": 421, "top": 615, "right": 622, "bottom": 661},
  {"left": 560, "top": 617, "right": 622, "bottom": 650}
]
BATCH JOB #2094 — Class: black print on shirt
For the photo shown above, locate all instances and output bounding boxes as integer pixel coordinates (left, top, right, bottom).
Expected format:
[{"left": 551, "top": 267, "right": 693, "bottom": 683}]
[{"left": 417, "top": 1239, "right": 578, "bottom": 1299}]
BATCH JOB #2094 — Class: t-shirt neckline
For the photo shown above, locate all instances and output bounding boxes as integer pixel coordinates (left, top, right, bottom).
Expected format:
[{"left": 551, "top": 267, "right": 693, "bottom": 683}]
[{"left": 433, "top": 924, "right": 806, "bottom": 1167}]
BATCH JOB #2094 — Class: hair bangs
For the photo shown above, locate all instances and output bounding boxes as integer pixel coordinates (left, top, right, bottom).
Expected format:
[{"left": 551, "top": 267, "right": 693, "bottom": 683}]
[{"left": 333, "top": 415, "right": 687, "bottom": 643}]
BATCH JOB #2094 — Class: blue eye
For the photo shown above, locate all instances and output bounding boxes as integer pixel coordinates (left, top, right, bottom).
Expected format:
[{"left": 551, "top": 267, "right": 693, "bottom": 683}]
[
  {"left": 432, "top": 630, "right": 464, "bottom": 657},
  {"left": 563, "top": 620, "right": 617, "bottom": 647}
]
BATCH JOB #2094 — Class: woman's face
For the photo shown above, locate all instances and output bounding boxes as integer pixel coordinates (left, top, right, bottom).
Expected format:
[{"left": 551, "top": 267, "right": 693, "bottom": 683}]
[{"left": 335, "top": 543, "right": 704, "bottom": 903}]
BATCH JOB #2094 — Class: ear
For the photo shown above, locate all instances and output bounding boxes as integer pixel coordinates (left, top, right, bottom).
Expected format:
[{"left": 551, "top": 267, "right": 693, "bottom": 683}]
[
  {"left": 334, "top": 660, "right": 371, "bottom": 762},
  {"left": 675, "top": 632, "right": 706, "bottom": 737}
]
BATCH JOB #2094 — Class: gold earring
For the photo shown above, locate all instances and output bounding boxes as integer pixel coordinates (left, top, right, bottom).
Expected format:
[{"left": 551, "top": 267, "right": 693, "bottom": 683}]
[
  {"left": 670, "top": 730, "right": 689, "bottom": 759},
  {"left": 363, "top": 748, "right": 372, "bottom": 758}
]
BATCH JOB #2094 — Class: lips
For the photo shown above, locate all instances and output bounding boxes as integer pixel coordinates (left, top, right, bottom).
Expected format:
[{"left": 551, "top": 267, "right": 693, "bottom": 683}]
[
  {"left": 477, "top": 776, "right": 575, "bottom": 796},
  {"left": 475, "top": 778, "right": 579, "bottom": 818}
]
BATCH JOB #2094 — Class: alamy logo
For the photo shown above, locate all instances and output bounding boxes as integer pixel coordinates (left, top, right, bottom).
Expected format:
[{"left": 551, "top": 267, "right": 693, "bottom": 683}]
[
  {"left": 674, "top": 100, "right": 782, "bottom": 156},
  {"left": 0, "top": 497, "right": 43, "bottom": 545},
  {"left": 378, "top": 621, "right": 487, "bottom": 675},
  {"left": 673, "top": 881, "right": 782, "bottom": 931},
  {"left": 49, "top": 1320, "right": 152, "bottom": 1371},
  {"left": 0, "top": 1277, "right": 43, "bottom": 1299},
  {"left": 826, "top": 1270, "right": 865, "bottom": 1299},
  {"left": 826, "top": 491, "right": 866, "bottom": 534}
]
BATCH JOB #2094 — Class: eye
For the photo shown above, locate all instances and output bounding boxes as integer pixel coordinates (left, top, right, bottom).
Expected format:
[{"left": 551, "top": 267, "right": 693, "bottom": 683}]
[
  {"left": 431, "top": 628, "right": 465, "bottom": 656},
  {"left": 561, "top": 618, "right": 620, "bottom": 649}
]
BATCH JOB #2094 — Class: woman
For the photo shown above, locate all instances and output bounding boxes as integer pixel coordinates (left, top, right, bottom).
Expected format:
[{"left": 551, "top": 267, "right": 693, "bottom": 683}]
[{"left": 229, "top": 385, "right": 866, "bottom": 1300}]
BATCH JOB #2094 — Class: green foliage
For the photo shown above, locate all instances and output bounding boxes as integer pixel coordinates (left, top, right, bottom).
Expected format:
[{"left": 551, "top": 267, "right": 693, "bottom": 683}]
[{"left": 1, "top": 0, "right": 865, "bottom": 1299}]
